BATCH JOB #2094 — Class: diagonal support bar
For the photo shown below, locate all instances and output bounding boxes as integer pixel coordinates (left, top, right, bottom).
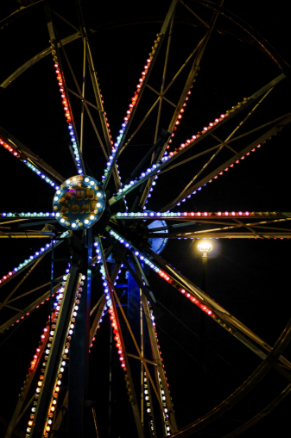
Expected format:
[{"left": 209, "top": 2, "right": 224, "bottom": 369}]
[{"left": 29, "top": 268, "right": 82, "bottom": 438}]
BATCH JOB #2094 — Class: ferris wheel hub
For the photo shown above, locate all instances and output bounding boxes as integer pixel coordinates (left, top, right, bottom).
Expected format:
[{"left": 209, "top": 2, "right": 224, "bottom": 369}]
[{"left": 53, "top": 175, "right": 106, "bottom": 230}]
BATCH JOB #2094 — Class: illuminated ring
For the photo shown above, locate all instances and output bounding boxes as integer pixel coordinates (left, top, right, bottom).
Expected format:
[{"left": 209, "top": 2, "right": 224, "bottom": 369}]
[{"left": 53, "top": 175, "right": 105, "bottom": 230}]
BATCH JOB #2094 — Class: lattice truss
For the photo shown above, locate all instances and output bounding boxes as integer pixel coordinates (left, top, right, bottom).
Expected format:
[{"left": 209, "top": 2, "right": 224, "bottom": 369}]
[{"left": 0, "top": 1, "right": 291, "bottom": 437}]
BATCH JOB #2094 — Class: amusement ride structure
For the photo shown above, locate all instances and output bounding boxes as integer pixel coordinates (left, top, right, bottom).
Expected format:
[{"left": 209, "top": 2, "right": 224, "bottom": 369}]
[{"left": 1, "top": 1, "right": 291, "bottom": 437}]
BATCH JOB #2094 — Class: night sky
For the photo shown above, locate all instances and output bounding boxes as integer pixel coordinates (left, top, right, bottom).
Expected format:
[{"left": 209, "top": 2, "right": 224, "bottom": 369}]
[{"left": 1, "top": 1, "right": 291, "bottom": 437}]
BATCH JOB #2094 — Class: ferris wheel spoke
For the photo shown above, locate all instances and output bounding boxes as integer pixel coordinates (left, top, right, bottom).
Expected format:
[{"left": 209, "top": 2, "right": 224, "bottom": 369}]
[
  {"left": 97, "top": 238, "right": 145, "bottom": 438},
  {"left": 108, "top": 74, "right": 286, "bottom": 208},
  {"left": 102, "top": 0, "right": 178, "bottom": 190},
  {"left": 108, "top": 232, "right": 291, "bottom": 432},
  {"left": 161, "top": 112, "right": 291, "bottom": 212},
  {"left": 98, "top": 237, "right": 175, "bottom": 434},
  {"left": 0, "top": 255, "right": 44, "bottom": 313},
  {"left": 28, "top": 269, "right": 83, "bottom": 438},
  {"left": 0, "top": 281, "right": 61, "bottom": 336},
  {"left": 139, "top": 4, "right": 223, "bottom": 209},
  {"left": 153, "top": 13, "right": 174, "bottom": 145},
  {"left": 112, "top": 211, "right": 291, "bottom": 238},
  {"left": 45, "top": 5, "right": 85, "bottom": 175},
  {"left": 159, "top": 88, "right": 275, "bottom": 210},
  {"left": 110, "top": 273, "right": 175, "bottom": 435},
  {"left": 4, "top": 316, "right": 52, "bottom": 438},
  {"left": 0, "top": 128, "right": 64, "bottom": 188},
  {"left": 108, "top": 227, "right": 291, "bottom": 373},
  {"left": 117, "top": 25, "right": 204, "bottom": 157},
  {"left": 143, "top": 216, "right": 291, "bottom": 239},
  {"left": 112, "top": 211, "right": 291, "bottom": 221},
  {"left": 51, "top": 293, "right": 107, "bottom": 436},
  {"left": 56, "top": 35, "right": 108, "bottom": 159},
  {"left": 133, "top": 255, "right": 178, "bottom": 433},
  {"left": 75, "top": 2, "right": 113, "bottom": 155},
  {"left": 0, "top": 235, "right": 66, "bottom": 290}
]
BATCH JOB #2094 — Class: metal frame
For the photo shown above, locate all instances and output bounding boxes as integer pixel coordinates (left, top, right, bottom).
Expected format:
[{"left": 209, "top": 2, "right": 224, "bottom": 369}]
[{"left": 1, "top": 1, "right": 290, "bottom": 437}]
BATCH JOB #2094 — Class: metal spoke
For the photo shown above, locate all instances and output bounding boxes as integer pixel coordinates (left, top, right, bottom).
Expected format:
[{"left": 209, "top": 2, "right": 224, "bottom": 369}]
[
  {"left": 103, "top": 0, "right": 178, "bottom": 189},
  {"left": 0, "top": 283, "right": 61, "bottom": 335},
  {"left": 0, "top": 127, "right": 64, "bottom": 187},
  {"left": 7, "top": 276, "right": 63, "bottom": 304},
  {"left": 108, "top": 74, "right": 286, "bottom": 208},
  {"left": 120, "top": 98, "right": 161, "bottom": 154},
  {"left": 133, "top": 255, "right": 178, "bottom": 432},
  {"left": 163, "top": 87, "right": 275, "bottom": 209},
  {"left": 29, "top": 268, "right": 82, "bottom": 438},
  {"left": 98, "top": 239, "right": 145, "bottom": 438},
  {"left": 139, "top": 4, "right": 223, "bottom": 208},
  {"left": 108, "top": 228, "right": 291, "bottom": 372},
  {"left": 154, "top": 13, "right": 174, "bottom": 143},
  {"left": 161, "top": 113, "right": 291, "bottom": 211},
  {"left": 4, "top": 316, "right": 52, "bottom": 438},
  {"left": 45, "top": 5, "right": 85, "bottom": 174},
  {"left": 0, "top": 236, "right": 66, "bottom": 290},
  {"left": 0, "top": 256, "right": 44, "bottom": 312},
  {"left": 111, "top": 275, "right": 174, "bottom": 434},
  {"left": 75, "top": 1, "right": 113, "bottom": 155}
]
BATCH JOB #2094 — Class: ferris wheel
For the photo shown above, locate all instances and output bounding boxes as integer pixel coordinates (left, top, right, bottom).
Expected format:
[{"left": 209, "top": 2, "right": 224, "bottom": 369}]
[{"left": 1, "top": 1, "right": 291, "bottom": 437}]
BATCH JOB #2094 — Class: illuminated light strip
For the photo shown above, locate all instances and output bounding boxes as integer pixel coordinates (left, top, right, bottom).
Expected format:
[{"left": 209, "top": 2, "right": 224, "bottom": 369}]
[
  {"left": 110, "top": 116, "right": 260, "bottom": 206},
  {"left": 143, "top": 372, "right": 155, "bottom": 431},
  {"left": 0, "top": 231, "right": 69, "bottom": 286},
  {"left": 96, "top": 240, "right": 127, "bottom": 371},
  {"left": 113, "top": 211, "right": 279, "bottom": 219},
  {"left": 143, "top": 99, "right": 253, "bottom": 209},
  {"left": 0, "top": 138, "right": 60, "bottom": 190},
  {"left": 50, "top": 43, "right": 84, "bottom": 175},
  {"left": 1, "top": 212, "right": 55, "bottom": 218},
  {"left": 11, "top": 296, "right": 52, "bottom": 331},
  {"left": 102, "top": 33, "right": 162, "bottom": 186},
  {"left": 89, "top": 307, "right": 106, "bottom": 352},
  {"left": 26, "top": 277, "right": 67, "bottom": 435},
  {"left": 171, "top": 144, "right": 263, "bottom": 210},
  {"left": 142, "top": 89, "right": 195, "bottom": 209},
  {"left": 109, "top": 229, "right": 214, "bottom": 317},
  {"left": 142, "top": 99, "right": 250, "bottom": 209},
  {"left": 108, "top": 156, "right": 170, "bottom": 205},
  {"left": 149, "top": 306, "right": 171, "bottom": 436},
  {"left": 27, "top": 274, "right": 85, "bottom": 438},
  {"left": 18, "top": 314, "right": 56, "bottom": 419}
]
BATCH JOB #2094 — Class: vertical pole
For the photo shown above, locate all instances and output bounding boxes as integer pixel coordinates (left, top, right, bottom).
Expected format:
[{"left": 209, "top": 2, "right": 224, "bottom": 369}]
[
  {"left": 108, "top": 324, "right": 112, "bottom": 438},
  {"left": 140, "top": 289, "right": 144, "bottom": 430},
  {"left": 200, "top": 251, "right": 207, "bottom": 414},
  {"left": 68, "top": 230, "right": 92, "bottom": 438},
  {"left": 50, "top": 240, "right": 54, "bottom": 335}
]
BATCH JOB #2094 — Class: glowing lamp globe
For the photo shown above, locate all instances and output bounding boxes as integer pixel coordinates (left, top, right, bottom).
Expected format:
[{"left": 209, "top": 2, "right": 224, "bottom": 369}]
[
  {"left": 53, "top": 175, "right": 105, "bottom": 230},
  {"left": 197, "top": 241, "right": 213, "bottom": 253}
]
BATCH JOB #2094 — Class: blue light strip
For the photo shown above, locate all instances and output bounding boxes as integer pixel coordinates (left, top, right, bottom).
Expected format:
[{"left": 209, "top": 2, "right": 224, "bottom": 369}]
[
  {"left": 1, "top": 212, "right": 56, "bottom": 218},
  {"left": 0, "top": 231, "right": 69, "bottom": 286},
  {"left": 0, "top": 137, "right": 60, "bottom": 190}
]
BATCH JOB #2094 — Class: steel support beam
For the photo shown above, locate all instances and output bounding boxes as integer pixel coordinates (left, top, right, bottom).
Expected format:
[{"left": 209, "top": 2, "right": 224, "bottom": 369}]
[{"left": 30, "top": 268, "right": 81, "bottom": 437}]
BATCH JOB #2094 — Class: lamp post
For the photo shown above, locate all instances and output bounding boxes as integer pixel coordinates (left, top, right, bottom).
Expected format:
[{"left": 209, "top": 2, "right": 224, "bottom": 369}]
[{"left": 197, "top": 240, "right": 213, "bottom": 414}]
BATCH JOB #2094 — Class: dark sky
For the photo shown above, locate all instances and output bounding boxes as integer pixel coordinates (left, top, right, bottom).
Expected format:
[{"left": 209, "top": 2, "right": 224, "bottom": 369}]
[{"left": 0, "top": 1, "right": 291, "bottom": 437}]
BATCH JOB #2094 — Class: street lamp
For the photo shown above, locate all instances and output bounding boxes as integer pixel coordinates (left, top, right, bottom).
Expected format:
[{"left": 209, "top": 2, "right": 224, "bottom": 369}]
[
  {"left": 197, "top": 240, "right": 213, "bottom": 258},
  {"left": 197, "top": 240, "right": 213, "bottom": 291},
  {"left": 197, "top": 240, "right": 213, "bottom": 414}
]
